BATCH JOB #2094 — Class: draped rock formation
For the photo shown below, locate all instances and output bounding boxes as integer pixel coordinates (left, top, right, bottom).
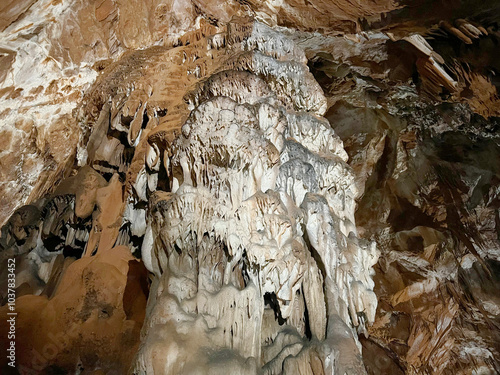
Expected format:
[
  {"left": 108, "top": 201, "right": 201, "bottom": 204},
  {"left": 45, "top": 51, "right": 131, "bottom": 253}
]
[
  {"left": 1, "top": 1, "right": 500, "bottom": 374},
  {"left": 127, "top": 20, "right": 378, "bottom": 374}
]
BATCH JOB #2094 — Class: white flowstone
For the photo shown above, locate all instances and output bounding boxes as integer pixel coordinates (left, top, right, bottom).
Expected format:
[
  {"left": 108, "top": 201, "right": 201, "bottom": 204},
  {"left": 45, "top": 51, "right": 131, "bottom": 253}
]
[{"left": 132, "top": 20, "right": 378, "bottom": 375}]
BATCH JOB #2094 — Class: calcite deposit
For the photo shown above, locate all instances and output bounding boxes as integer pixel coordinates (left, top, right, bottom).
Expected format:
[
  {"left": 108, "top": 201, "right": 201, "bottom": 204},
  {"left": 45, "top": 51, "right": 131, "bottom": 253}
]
[{"left": 1, "top": 0, "right": 500, "bottom": 374}]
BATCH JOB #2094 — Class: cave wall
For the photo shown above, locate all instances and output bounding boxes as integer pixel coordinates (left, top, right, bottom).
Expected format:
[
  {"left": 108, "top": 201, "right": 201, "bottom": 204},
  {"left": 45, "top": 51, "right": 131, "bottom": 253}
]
[{"left": 1, "top": 0, "right": 500, "bottom": 374}]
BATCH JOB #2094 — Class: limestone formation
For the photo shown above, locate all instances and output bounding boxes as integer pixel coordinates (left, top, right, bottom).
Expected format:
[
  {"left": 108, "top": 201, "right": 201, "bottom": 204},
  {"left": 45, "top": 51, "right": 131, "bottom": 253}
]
[{"left": 1, "top": 1, "right": 500, "bottom": 374}]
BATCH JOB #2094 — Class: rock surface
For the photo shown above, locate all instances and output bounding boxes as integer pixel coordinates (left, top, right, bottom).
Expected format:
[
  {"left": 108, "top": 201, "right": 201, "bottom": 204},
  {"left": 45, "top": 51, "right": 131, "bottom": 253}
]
[{"left": 1, "top": 0, "right": 500, "bottom": 374}]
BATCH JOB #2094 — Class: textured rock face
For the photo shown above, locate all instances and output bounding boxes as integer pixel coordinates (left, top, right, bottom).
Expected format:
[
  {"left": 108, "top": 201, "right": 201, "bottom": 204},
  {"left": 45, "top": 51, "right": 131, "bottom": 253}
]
[
  {"left": 127, "top": 21, "right": 377, "bottom": 374},
  {"left": 1, "top": 1, "right": 500, "bottom": 374}
]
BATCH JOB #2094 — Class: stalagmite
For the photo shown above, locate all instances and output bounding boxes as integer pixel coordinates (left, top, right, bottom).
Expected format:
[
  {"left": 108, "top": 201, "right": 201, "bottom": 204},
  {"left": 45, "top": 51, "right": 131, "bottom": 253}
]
[{"left": 1, "top": 1, "right": 500, "bottom": 374}]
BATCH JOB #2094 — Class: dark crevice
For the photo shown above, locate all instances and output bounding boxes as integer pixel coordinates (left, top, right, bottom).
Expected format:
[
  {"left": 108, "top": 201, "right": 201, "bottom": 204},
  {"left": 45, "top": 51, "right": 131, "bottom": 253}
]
[{"left": 264, "top": 292, "right": 286, "bottom": 325}]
